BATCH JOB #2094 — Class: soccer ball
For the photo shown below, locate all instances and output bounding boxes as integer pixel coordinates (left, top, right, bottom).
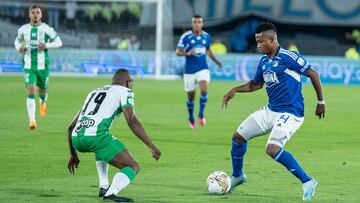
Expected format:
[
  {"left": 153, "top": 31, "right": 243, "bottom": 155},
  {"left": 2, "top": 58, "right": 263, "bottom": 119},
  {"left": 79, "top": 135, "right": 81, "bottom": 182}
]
[{"left": 206, "top": 171, "right": 231, "bottom": 195}]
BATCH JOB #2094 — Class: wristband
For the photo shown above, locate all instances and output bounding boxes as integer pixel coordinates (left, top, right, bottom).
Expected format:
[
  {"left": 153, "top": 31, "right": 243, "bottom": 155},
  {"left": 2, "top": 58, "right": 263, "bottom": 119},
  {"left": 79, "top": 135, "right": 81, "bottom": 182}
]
[{"left": 317, "top": 100, "right": 325, "bottom": 105}]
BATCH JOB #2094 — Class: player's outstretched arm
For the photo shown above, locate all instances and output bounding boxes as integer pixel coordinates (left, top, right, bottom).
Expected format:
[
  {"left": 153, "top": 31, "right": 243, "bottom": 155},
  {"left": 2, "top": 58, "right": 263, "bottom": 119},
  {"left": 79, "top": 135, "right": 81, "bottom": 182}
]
[
  {"left": 221, "top": 80, "right": 263, "bottom": 109},
  {"left": 306, "top": 68, "right": 325, "bottom": 119},
  {"left": 206, "top": 49, "right": 222, "bottom": 68},
  {"left": 122, "top": 107, "right": 161, "bottom": 161},
  {"left": 67, "top": 112, "right": 80, "bottom": 174}
]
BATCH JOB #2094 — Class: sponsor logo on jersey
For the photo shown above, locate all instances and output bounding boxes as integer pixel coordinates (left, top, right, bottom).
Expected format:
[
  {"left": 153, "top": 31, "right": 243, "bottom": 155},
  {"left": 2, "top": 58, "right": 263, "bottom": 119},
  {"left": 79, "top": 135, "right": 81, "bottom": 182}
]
[
  {"left": 30, "top": 40, "right": 39, "bottom": 48},
  {"left": 297, "top": 57, "right": 305, "bottom": 66},
  {"left": 273, "top": 61, "right": 278, "bottom": 67},
  {"left": 263, "top": 70, "right": 279, "bottom": 87},
  {"left": 75, "top": 118, "right": 95, "bottom": 132},
  {"left": 127, "top": 97, "right": 134, "bottom": 105},
  {"left": 193, "top": 45, "right": 206, "bottom": 57}
]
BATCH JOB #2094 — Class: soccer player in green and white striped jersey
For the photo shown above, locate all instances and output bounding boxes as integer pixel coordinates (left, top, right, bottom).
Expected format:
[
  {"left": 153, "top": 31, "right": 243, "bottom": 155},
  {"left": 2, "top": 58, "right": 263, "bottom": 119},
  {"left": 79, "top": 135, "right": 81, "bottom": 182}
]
[
  {"left": 67, "top": 69, "right": 161, "bottom": 202},
  {"left": 14, "top": 5, "right": 62, "bottom": 129}
]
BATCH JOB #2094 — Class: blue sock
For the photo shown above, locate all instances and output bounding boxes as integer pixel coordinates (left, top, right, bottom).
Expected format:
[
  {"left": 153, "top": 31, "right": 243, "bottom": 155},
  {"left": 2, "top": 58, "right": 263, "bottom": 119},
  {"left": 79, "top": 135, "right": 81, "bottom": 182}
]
[
  {"left": 198, "top": 93, "right": 208, "bottom": 118},
  {"left": 231, "top": 138, "right": 247, "bottom": 177},
  {"left": 273, "top": 149, "right": 311, "bottom": 183},
  {"left": 186, "top": 99, "right": 195, "bottom": 123}
]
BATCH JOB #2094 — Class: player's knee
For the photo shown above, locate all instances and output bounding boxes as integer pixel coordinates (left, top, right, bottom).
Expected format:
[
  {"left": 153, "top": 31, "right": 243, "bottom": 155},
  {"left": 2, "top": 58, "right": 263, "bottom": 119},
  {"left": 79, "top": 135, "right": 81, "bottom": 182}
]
[
  {"left": 232, "top": 132, "right": 246, "bottom": 143},
  {"left": 27, "top": 85, "right": 35, "bottom": 94},
  {"left": 265, "top": 144, "right": 281, "bottom": 157},
  {"left": 38, "top": 88, "right": 46, "bottom": 94},
  {"left": 187, "top": 91, "right": 195, "bottom": 101},
  {"left": 199, "top": 85, "right": 208, "bottom": 93}
]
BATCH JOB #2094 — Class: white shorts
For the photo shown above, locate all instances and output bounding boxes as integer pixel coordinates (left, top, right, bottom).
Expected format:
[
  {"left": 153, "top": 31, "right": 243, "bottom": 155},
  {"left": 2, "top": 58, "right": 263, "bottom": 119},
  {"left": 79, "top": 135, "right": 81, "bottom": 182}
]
[
  {"left": 237, "top": 106, "right": 304, "bottom": 148},
  {"left": 183, "top": 69, "right": 210, "bottom": 92}
]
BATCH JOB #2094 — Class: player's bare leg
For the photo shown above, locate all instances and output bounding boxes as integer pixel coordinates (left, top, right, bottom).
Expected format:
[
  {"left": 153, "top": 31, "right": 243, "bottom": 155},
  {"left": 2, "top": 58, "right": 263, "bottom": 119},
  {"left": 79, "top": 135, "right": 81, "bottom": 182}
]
[
  {"left": 187, "top": 91, "right": 197, "bottom": 129},
  {"left": 102, "top": 149, "right": 139, "bottom": 202},
  {"left": 38, "top": 88, "right": 47, "bottom": 117},
  {"left": 198, "top": 80, "right": 208, "bottom": 126},
  {"left": 266, "top": 144, "right": 316, "bottom": 201},
  {"left": 230, "top": 132, "right": 247, "bottom": 191},
  {"left": 26, "top": 84, "right": 36, "bottom": 129}
]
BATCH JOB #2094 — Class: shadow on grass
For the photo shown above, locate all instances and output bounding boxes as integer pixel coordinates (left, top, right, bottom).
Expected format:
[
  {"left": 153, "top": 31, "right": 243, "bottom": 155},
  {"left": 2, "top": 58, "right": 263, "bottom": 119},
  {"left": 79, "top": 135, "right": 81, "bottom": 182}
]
[{"left": 0, "top": 187, "right": 95, "bottom": 199}]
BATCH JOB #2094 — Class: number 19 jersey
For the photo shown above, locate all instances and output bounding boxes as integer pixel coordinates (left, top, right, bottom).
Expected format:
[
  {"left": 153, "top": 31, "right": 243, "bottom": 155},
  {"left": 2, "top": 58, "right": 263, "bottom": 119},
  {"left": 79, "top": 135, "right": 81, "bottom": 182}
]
[{"left": 72, "top": 85, "right": 135, "bottom": 137}]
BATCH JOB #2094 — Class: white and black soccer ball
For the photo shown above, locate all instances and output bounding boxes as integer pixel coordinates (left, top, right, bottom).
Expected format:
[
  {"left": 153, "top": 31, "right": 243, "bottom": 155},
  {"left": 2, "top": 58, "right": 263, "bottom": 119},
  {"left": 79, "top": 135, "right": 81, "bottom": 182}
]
[{"left": 207, "top": 171, "right": 231, "bottom": 195}]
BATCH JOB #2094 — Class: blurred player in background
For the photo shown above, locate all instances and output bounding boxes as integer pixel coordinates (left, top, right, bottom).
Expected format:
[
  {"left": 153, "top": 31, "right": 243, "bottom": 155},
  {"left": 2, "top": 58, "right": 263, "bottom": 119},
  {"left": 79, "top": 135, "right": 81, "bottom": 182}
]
[
  {"left": 14, "top": 5, "right": 62, "bottom": 129},
  {"left": 222, "top": 22, "right": 325, "bottom": 201},
  {"left": 176, "top": 15, "right": 222, "bottom": 129},
  {"left": 67, "top": 69, "right": 161, "bottom": 202}
]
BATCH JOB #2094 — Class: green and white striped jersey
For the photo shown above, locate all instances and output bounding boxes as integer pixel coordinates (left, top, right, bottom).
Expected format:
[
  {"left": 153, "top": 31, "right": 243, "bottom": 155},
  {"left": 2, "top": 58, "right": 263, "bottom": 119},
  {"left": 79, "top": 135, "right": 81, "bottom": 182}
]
[
  {"left": 15, "top": 23, "right": 60, "bottom": 70},
  {"left": 72, "top": 85, "right": 135, "bottom": 137}
]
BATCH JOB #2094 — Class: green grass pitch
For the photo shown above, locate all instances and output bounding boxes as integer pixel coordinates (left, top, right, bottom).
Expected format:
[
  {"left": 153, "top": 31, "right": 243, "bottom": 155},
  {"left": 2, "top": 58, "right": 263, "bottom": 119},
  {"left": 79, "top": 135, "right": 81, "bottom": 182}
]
[{"left": 0, "top": 75, "right": 359, "bottom": 202}]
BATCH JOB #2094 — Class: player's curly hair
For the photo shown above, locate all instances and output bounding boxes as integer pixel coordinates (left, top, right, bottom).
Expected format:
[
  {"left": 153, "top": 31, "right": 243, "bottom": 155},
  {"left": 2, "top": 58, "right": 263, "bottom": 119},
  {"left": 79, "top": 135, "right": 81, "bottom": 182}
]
[
  {"left": 29, "top": 4, "right": 43, "bottom": 11},
  {"left": 255, "top": 22, "right": 277, "bottom": 34}
]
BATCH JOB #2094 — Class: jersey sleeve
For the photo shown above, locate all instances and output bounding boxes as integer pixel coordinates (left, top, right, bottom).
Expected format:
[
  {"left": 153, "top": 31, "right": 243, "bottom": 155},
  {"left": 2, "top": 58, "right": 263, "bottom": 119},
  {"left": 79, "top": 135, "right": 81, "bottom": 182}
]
[
  {"left": 120, "top": 89, "right": 135, "bottom": 109},
  {"left": 177, "top": 33, "right": 187, "bottom": 49},
  {"left": 16, "top": 27, "right": 24, "bottom": 41},
  {"left": 288, "top": 52, "right": 311, "bottom": 75},
  {"left": 253, "top": 59, "right": 265, "bottom": 83},
  {"left": 45, "top": 25, "right": 58, "bottom": 40},
  {"left": 14, "top": 27, "right": 24, "bottom": 50}
]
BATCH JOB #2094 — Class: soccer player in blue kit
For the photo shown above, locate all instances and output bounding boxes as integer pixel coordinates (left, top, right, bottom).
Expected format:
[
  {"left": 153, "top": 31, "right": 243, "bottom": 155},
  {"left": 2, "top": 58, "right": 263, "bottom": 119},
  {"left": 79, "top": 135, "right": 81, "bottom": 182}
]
[
  {"left": 176, "top": 15, "right": 222, "bottom": 129},
  {"left": 221, "top": 22, "right": 325, "bottom": 201}
]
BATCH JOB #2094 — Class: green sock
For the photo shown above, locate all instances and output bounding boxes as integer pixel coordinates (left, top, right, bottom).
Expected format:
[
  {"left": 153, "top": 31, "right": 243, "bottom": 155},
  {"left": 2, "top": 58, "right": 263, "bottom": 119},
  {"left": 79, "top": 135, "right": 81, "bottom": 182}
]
[
  {"left": 120, "top": 166, "right": 137, "bottom": 181},
  {"left": 27, "top": 94, "right": 35, "bottom": 99},
  {"left": 39, "top": 94, "right": 46, "bottom": 103}
]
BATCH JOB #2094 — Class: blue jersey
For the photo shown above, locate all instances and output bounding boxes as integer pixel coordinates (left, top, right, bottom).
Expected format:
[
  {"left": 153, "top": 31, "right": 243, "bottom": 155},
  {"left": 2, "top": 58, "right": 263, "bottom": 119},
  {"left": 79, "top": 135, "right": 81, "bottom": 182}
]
[
  {"left": 254, "top": 47, "right": 311, "bottom": 117},
  {"left": 177, "top": 30, "right": 211, "bottom": 74}
]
